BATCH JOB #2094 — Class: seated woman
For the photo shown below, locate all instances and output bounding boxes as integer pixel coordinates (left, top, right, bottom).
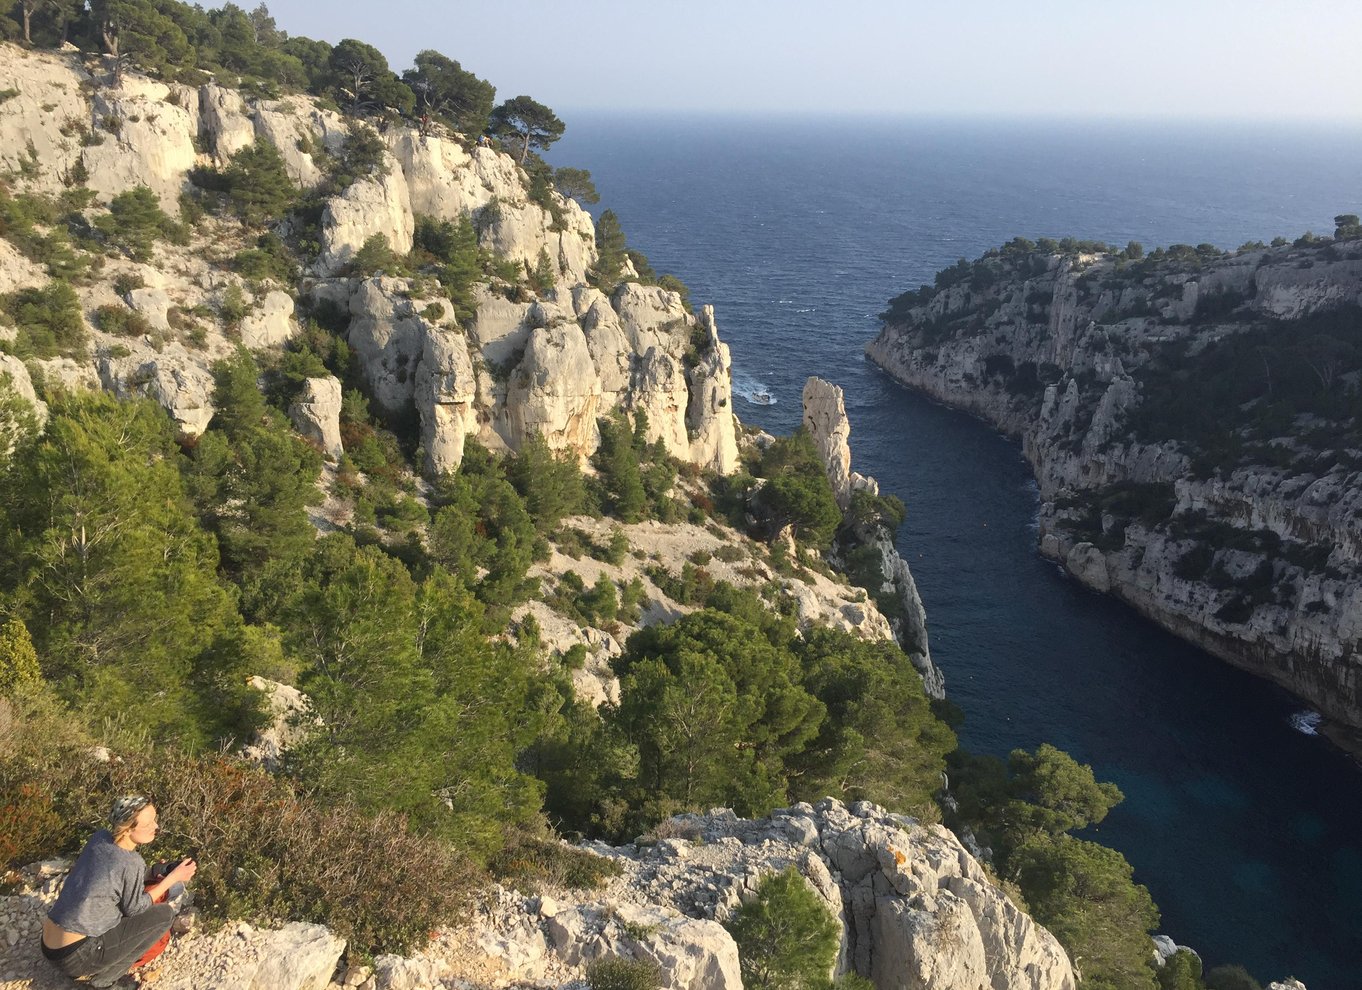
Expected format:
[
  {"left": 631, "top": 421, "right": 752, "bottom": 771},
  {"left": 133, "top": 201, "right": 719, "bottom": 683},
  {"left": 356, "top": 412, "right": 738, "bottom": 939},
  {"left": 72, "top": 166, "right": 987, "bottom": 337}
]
[{"left": 40, "top": 795, "right": 197, "bottom": 988}]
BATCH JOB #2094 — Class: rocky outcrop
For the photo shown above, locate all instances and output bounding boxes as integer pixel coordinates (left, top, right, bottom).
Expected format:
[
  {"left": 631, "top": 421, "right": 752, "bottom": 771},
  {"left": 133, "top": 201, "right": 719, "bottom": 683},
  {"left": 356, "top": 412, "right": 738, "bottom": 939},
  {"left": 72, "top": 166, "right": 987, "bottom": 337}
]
[
  {"left": 416, "top": 328, "right": 478, "bottom": 476},
  {"left": 583, "top": 800, "right": 1075, "bottom": 990},
  {"left": 240, "top": 676, "right": 312, "bottom": 771},
  {"left": 867, "top": 237, "right": 1362, "bottom": 734},
  {"left": 686, "top": 306, "right": 740, "bottom": 475},
  {"left": 803, "top": 377, "right": 946, "bottom": 698},
  {"left": 317, "top": 165, "right": 416, "bottom": 275},
  {"left": 0, "top": 44, "right": 743, "bottom": 482},
  {"left": 289, "top": 376, "right": 344, "bottom": 460},
  {"left": 238, "top": 289, "right": 299, "bottom": 349},
  {"left": 97, "top": 344, "right": 215, "bottom": 436},
  {"left": 1, "top": 354, "right": 48, "bottom": 428}
]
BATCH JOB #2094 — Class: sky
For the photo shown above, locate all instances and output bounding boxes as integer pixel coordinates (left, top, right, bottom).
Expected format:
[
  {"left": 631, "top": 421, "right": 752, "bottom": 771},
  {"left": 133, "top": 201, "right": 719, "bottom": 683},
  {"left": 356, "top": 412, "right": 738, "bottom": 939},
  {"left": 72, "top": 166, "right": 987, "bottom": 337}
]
[{"left": 255, "top": 0, "right": 1362, "bottom": 121}]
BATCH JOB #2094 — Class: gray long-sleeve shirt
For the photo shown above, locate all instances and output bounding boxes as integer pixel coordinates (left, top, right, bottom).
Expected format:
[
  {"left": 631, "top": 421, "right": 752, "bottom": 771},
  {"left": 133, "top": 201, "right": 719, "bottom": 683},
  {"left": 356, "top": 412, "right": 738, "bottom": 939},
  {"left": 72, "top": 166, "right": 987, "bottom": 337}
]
[{"left": 47, "top": 830, "right": 153, "bottom": 937}]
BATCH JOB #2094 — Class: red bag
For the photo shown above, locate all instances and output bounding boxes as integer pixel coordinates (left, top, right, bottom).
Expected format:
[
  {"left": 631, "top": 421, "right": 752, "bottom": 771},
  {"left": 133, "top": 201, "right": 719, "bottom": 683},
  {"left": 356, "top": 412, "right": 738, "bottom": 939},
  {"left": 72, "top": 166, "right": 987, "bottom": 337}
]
[{"left": 131, "top": 882, "right": 171, "bottom": 970}]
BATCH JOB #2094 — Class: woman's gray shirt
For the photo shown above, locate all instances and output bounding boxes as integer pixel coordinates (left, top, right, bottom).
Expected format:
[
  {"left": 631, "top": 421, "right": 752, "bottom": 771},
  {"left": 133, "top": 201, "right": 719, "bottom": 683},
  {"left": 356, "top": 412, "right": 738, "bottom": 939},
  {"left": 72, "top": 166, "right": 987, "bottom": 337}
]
[{"left": 47, "top": 830, "right": 153, "bottom": 937}]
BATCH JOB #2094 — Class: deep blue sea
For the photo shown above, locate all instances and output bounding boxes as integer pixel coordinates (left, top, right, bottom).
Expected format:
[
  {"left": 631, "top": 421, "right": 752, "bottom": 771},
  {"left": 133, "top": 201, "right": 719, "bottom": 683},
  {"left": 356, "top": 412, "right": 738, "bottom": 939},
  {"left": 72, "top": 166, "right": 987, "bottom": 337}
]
[{"left": 549, "top": 115, "right": 1362, "bottom": 988}]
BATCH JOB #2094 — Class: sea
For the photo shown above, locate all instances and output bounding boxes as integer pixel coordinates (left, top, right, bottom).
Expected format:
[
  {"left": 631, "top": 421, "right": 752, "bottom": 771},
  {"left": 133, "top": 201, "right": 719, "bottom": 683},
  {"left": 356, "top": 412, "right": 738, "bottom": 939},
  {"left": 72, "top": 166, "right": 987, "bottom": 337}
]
[{"left": 548, "top": 114, "right": 1362, "bottom": 988}]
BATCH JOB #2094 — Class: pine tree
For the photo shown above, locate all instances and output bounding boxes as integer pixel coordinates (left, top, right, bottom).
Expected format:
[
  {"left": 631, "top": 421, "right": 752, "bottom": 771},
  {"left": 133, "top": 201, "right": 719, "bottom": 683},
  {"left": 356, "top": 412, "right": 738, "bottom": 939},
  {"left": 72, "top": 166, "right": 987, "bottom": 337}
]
[
  {"left": 724, "top": 868, "right": 840, "bottom": 990},
  {"left": 1, "top": 392, "right": 244, "bottom": 744}
]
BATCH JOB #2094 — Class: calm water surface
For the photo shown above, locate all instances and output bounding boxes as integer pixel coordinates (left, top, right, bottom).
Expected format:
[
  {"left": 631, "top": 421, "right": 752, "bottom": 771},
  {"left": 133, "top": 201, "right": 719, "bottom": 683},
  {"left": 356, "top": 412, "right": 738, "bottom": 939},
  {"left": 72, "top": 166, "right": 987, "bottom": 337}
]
[{"left": 550, "top": 115, "right": 1362, "bottom": 988}]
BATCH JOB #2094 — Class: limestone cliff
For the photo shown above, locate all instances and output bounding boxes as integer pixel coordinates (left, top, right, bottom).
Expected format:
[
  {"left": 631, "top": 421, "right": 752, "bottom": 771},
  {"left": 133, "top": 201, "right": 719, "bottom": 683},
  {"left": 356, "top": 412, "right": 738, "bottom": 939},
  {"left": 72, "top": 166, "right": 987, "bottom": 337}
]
[
  {"left": 803, "top": 377, "right": 946, "bottom": 698},
  {"left": 0, "top": 45, "right": 739, "bottom": 477},
  {"left": 867, "top": 235, "right": 1362, "bottom": 737}
]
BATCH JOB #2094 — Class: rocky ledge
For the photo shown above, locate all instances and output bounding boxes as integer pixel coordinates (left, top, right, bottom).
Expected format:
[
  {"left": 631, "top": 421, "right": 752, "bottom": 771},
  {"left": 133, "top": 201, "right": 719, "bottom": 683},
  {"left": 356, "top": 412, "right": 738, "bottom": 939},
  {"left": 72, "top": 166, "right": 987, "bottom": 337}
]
[
  {"left": 866, "top": 236, "right": 1362, "bottom": 737},
  {"left": 2, "top": 800, "right": 1078, "bottom": 990}
]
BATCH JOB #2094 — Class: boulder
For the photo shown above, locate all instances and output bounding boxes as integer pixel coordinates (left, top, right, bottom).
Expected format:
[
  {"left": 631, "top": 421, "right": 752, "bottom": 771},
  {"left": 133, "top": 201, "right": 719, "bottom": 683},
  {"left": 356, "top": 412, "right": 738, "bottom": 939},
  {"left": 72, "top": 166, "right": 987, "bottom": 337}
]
[
  {"left": 98, "top": 344, "right": 215, "bottom": 436},
  {"left": 127, "top": 287, "right": 173, "bottom": 333},
  {"left": 239, "top": 290, "right": 298, "bottom": 350},
  {"left": 288, "top": 376, "right": 343, "bottom": 459},
  {"left": 243, "top": 922, "right": 344, "bottom": 990}
]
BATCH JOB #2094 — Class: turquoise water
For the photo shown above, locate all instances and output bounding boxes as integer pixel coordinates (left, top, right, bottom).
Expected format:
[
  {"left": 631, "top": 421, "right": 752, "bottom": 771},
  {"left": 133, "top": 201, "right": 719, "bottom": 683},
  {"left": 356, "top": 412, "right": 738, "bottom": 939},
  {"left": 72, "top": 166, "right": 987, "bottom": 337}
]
[{"left": 550, "top": 115, "right": 1362, "bottom": 987}]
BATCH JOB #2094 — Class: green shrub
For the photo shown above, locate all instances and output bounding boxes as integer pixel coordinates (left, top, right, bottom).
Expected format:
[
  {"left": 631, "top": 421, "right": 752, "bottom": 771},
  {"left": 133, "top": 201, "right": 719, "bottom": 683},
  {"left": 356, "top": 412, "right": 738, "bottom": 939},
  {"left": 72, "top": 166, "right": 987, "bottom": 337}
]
[
  {"left": 724, "top": 867, "right": 839, "bottom": 990},
  {"left": 585, "top": 956, "right": 662, "bottom": 990},
  {"left": 94, "top": 303, "right": 151, "bottom": 338},
  {"left": 233, "top": 232, "right": 297, "bottom": 283},
  {"left": 1, "top": 281, "right": 86, "bottom": 358},
  {"left": 95, "top": 187, "right": 186, "bottom": 261}
]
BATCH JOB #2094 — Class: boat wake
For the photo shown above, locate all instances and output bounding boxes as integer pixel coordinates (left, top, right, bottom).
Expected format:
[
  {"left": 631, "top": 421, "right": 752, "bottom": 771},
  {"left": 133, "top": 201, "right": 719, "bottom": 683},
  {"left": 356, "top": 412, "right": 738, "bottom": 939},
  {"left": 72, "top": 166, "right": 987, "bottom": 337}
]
[
  {"left": 734, "top": 373, "right": 776, "bottom": 406},
  {"left": 1290, "top": 710, "right": 1323, "bottom": 736}
]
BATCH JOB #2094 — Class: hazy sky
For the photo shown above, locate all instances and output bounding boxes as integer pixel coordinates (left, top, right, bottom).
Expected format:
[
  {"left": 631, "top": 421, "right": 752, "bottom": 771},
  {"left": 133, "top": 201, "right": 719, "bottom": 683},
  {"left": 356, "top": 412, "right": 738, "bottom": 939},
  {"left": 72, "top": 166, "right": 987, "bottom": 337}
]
[{"left": 257, "top": 0, "right": 1362, "bottom": 120}]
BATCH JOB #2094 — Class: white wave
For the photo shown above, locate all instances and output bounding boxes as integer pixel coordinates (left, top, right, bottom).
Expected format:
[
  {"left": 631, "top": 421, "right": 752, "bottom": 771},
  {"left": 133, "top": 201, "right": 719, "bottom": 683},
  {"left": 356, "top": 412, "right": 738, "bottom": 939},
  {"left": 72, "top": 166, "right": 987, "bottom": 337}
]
[
  {"left": 795, "top": 308, "right": 816, "bottom": 313},
  {"left": 1289, "top": 710, "right": 1322, "bottom": 736},
  {"left": 733, "top": 373, "right": 777, "bottom": 406}
]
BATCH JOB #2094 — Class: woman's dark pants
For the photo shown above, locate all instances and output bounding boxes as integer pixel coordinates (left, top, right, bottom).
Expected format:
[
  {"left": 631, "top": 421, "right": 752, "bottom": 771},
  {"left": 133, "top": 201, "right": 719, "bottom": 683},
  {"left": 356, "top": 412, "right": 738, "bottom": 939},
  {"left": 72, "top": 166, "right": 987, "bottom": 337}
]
[{"left": 44, "top": 904, "right": 175, "bottom": 987}]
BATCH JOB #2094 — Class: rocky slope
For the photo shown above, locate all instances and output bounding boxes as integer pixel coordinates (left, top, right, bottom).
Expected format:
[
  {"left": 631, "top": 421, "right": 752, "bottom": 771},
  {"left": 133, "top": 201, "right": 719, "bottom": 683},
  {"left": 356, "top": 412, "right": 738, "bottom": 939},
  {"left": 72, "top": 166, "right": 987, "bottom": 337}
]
[
  {"left": 866, "top": 236, "right": 1362, "bottom": 738},
  {"left": 0, "top": 44, "right": 738, "bottom": 477},
  {"left": 1, "top": 800, "right": 1080, "bottom": 990}
]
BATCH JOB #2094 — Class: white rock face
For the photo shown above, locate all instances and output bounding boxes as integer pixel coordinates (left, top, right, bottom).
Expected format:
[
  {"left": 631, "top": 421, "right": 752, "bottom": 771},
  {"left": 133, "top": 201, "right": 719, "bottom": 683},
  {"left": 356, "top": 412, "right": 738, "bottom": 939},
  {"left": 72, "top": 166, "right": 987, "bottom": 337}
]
[
  {"left": 583, "top": 800, "right": 1075, "bottom": 990},
  {"left": 686, "top": 306, "right": 740, "bottom": 475},
  {"left": 83, "top": 80, "right": 198, "bottom": 210},
  {"left": 802, "top": 377, "right": 945, "bottom": 698},
  {"left": 341, "top": 277, "right": 429, "bottom": 413},
  {"left": 804, "top": 377, "right": 854, "bottom": 510},
  {"left": 0, "top": 45, "right": 740, "bottom": 482},
  {"left": 0, "top": 47, "right": 91, "bottom": 194},
  {"left": 0, "top": 239, "right": 49, "bottom": 296},
  {"left": 502, "top": 321, "right": 602, "bottom": 457},
  {"left": 416, "top": 328, "right": 478, "bottom": 476},
  {"left": 317, "top": 165, "right": 415, "bottom": 275},
  {"left": 238, "top": 290, "right": 298, "bottom": 349},
  {"left": 288, "top": 376, "right": 344, "bottom": 460}
]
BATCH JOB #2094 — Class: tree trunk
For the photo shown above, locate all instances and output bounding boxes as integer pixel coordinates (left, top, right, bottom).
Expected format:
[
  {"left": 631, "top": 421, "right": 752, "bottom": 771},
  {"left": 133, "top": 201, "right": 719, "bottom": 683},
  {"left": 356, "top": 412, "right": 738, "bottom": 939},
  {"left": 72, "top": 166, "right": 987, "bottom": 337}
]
[
  {"left": 519, "top": 127, "right": 529, "bottom": 165},
  {"left": 21, "top": 1, "right": 32, "bottom": 45}
]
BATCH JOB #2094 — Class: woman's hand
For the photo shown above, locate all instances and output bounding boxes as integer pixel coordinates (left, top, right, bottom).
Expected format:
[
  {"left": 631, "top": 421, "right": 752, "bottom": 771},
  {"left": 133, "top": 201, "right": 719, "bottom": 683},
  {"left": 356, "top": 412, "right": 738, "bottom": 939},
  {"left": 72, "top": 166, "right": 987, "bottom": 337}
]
[{"left": 168, "top": 857, "right": 197, "bottom": 884}]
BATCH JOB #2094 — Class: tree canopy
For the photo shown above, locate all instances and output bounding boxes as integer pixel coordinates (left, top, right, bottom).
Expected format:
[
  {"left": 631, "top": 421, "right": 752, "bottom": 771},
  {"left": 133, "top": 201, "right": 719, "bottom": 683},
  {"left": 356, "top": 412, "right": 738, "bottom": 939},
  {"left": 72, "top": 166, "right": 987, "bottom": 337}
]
[{"left": 489, "top": 95, "right": 565, "bottom": 164}]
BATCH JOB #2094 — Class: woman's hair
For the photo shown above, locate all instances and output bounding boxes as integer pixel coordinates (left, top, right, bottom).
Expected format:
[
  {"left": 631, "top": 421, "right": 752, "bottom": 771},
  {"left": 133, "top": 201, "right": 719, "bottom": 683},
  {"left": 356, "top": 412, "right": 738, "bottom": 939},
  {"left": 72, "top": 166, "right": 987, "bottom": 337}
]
[{"left": 110, "top": 794, "right": 153, "bottom": 841}]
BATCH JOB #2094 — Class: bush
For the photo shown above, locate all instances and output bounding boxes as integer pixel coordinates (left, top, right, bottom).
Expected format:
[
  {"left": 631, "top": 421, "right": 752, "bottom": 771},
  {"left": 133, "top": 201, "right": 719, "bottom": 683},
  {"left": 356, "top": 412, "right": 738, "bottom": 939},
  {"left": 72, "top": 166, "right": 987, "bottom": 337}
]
[
  {"left": 1, "top": 280, "right": 86, "bottom": 358},
  {"left": 94, "top": 303, "right": 151, "bottom": 338},
  {"left": 95, "top": 187, "right": 186, "bottom": 261},
  {"left": 585, "top": 956, "right": 662, "bottom": 990},
  {"left": 20, "top": 744, "right": 478, "bottom": 954},
  {"left": 724, "top": 867, "right": 839, "bottom": 990}
]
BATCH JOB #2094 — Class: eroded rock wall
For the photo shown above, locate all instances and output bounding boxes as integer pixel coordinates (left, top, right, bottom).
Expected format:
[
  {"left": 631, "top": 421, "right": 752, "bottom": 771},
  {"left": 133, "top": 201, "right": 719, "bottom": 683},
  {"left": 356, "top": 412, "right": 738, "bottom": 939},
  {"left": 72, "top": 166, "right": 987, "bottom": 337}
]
[{"left": 866, "top": 240, "right": 1362, "bottom": 732}]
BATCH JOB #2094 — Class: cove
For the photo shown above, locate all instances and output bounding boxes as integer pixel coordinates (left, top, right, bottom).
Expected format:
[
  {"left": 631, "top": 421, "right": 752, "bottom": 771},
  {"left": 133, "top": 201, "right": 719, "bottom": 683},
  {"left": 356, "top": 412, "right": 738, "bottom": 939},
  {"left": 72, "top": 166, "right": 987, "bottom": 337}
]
[{"left": 549, "top": 113, "right": 1362, "bottom": 986}]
